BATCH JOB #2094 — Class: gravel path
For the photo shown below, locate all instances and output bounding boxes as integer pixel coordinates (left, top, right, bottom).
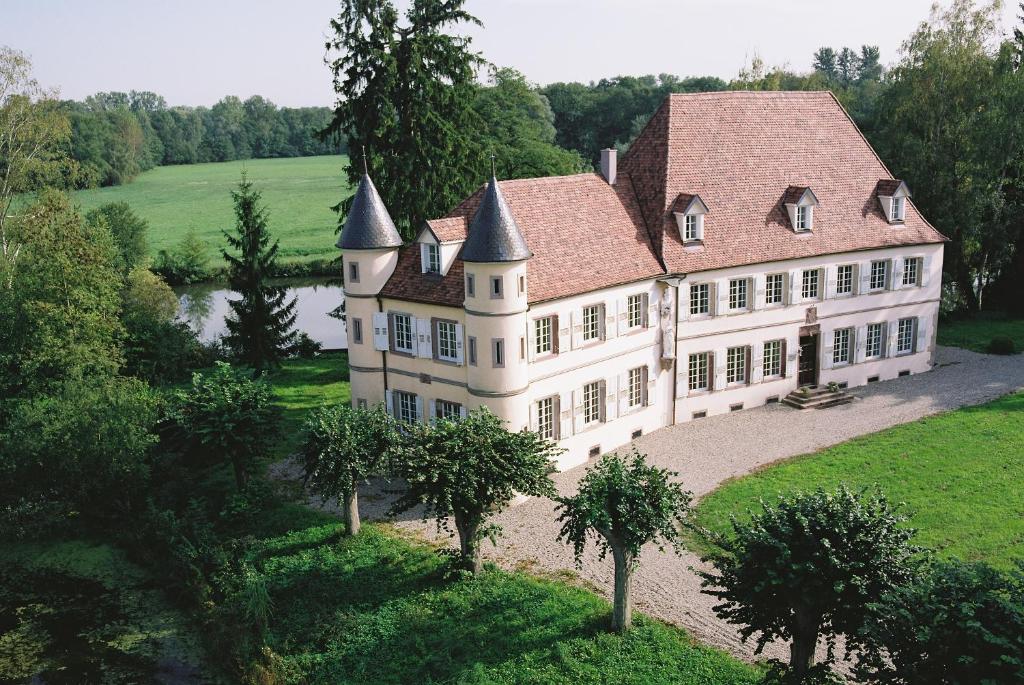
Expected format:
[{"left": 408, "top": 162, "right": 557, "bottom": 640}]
[{"left": 271, "top": 346, "right": 1024, "bottom": 665}]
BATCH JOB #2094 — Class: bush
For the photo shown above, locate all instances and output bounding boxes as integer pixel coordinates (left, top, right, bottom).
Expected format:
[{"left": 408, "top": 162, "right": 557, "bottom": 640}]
[
  {"left": 988, "top": 335, "right": 1016, "bottom": 355},
  {"left": 291, "top": 332, "right": 322, "bottom": 358},
  {"left": 154, "top": 228, "right": 211, "bottom": 285}
]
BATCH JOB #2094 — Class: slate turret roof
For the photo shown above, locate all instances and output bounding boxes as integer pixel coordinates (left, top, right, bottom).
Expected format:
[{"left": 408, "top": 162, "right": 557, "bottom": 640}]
[
  {"left": 459, "top": 175, "right": 532, "bottom": 263},
  {"left": 336, "top": 174, "right": 403, "bottom": 250}
]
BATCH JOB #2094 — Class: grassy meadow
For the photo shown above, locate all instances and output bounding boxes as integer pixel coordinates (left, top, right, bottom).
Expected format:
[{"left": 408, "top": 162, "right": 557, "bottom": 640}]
[
  {"left": 70, "top": 155, "right": 351, "bottom": 266},
  {"left": 692, "top": 391, "right": 1024, "bottom": 569},
  {"left": 937, "top": 311, "right": 1024, "bottom": 354}
]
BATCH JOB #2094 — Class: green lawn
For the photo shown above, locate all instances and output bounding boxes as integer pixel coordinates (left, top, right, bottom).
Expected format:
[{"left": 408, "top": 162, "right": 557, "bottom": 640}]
[
  {"left": 70, "top": 155, "right": 351, "bottom": 266},
  {"left": 266, "top": 350, "right": 351, "bottom": 456},
  {"left": 937, "top": 311, "right": 1024, "bottom": 354},
  {"left": 692, "top": 392, "right": 1024, "bottom": 569}
]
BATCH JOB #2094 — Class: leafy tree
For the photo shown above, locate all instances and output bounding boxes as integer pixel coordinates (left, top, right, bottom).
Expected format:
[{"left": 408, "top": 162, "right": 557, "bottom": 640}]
[
  {"left": 857, "top": 45, "right": 883, "bottom": 82},
  {"left": 85, "top": 201, "right": 149, "bottom": 273},
  {"left": 171, "top": 362, "right": 280, "bottom": 491},
  {"left": 154, "top": 226, "right": 210, "bottom": 285},
  {"left": 299, "top": 404, "right": 400, "bottom": 535},
  {"left": 325, "top": 0, "right": 486, "bottom": 239},
  {"left": 222, "top": 174, "right": 296, "bottom": 371},
  {"left": 556, "top": 450, "right": 693, "bottom": 632},
  {"left": 813, "top": 47, "right": 838, "bottom": 80},
  {"left": 836, "top": 47, "right": 861, "bottom": 87},
  {"left": 390, "top": 407, "right": 559, "bottom": 573},
  {"left": 698, "top": 485, "right": 918, "bottom": 680},
  {"left": 854, "top": 558, "right": 1024, "bottom": 683}
]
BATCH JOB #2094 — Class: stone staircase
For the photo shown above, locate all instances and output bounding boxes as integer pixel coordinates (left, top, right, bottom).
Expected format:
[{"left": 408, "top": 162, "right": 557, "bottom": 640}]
[{"left": 782, "top": 384, "right": 854, "bottom": 410}]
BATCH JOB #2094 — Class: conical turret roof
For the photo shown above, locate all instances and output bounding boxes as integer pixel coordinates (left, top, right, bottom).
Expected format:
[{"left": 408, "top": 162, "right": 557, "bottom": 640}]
[
  {"left": 336, "top": 174, "right": 403, "bottom": 250},
  {"left": 460, "top": 176, "right": 532, "bottom": 263}
]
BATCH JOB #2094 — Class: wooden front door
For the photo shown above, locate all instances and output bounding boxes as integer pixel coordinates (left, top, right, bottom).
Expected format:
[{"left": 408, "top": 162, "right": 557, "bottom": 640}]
[{"left": 798, "top": 334, "right": 818, "bottom": 386}]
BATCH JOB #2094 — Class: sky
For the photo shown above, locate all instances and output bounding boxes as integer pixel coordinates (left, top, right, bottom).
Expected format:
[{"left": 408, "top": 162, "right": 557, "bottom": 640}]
[{"left": 4, "top": 0, "right": 1020, "bottom": 108}]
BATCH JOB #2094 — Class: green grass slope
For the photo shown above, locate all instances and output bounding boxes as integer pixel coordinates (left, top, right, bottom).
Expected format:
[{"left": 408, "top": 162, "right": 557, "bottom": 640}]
[
  {"left": 937, "top": 311, "right": 1024, "bottom": 354},
  {"left": 692, "top": 392, "right": 1024, "bottom": 568},
  {"left": 71, "top": 155, "right": 351, "bottom": 265}
]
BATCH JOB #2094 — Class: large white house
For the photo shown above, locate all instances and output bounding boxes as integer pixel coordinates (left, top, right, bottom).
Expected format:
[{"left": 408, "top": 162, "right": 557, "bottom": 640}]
[{"left": 340, "top": 91, "right": 946, "bottom": 471}]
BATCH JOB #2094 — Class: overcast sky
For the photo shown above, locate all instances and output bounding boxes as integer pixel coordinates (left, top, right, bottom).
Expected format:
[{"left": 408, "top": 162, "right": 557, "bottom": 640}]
[{"left": 5, "top": 0, "right": 1020, "bottom": 107}]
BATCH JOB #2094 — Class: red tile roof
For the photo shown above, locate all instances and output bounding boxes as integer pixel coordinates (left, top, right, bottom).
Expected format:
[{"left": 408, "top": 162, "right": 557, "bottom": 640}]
[
  {"left": 874, "top": 179, "right": 907, "bottom": 196},
  {"left": 424, "top": 216, "right": 468, "bottom": 243}
]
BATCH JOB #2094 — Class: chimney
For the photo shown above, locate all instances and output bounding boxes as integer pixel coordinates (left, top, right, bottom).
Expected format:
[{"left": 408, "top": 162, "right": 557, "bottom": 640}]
[{"left": 600, "top": 148, "right": 617, "bottom": 185}]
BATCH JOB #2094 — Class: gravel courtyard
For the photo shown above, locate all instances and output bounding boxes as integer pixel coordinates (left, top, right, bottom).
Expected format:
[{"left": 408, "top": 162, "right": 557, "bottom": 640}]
[{"left": 273, "top": 346, "right": 1024, "bottom": 664}]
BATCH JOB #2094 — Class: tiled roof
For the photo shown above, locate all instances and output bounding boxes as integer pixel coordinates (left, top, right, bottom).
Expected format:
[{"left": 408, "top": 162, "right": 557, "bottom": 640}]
[
  {"left": 620, "top": 91, "right": 946, "bottom": 274},
  {"left": 380, "top": 243, "right": 466, "bottom": 308},
  {"left": 337, "top": 174, "right": 403, "bottom": 250},
  {"left": 874, "top": 179, "right": 907, "bottom": 196},
  {"left": 782, "top": 185, "right": 814, "bottom": 205},
  {"left": 424, "top": 216, "right": 468, "bottom": 243}
]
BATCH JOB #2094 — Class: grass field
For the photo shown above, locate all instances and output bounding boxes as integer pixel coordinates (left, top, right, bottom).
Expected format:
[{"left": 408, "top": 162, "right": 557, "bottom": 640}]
[
  {"left": 70, "top": 155, "right": 351, "bottom": 266},
  {"left": 937, "top": 311, "right": 1024, "bottom": 354},
  {"left": 691, "top": 392, "right": 1024, "bottom": 569},
  {"left": 266, "top": 350, "right": 351, "bottom": 455}
]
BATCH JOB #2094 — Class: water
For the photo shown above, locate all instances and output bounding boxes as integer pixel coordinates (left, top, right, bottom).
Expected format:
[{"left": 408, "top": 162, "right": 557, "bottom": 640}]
[{"left": 175, "top": 277, "right": 347, "bottom": 349}]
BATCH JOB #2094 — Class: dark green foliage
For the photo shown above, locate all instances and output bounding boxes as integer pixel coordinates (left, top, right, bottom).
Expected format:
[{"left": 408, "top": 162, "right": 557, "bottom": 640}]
[
  {"left": 170, "top": 362, "right": 280, "bottom": 491},
  {"left": 854, "top": 558, "right": 1024, "bottom": 683},
  {"left": 85, "top": 201, "right": 148, "bottom": 273},
  {"left": 291, "top": 332, "right": 322, "bottom": 358},
  {"left": 326, "top": 0, "right": 486, "bottom": 239},
  {"left": 221, "top": 174, "right": 296, "bottom": 370},
  {"left": 300, "top": 404, "right": 400, "bottom": 535},
  {"left": 699, "top": 485, "right": 919, "bottom": 679},
  {"left": 988, "top": 334, "right": 1016, "bottom": 355},
  {"left": 153, "top": 226, "right": 210, "bottom": 285},
  {"left": 556, "top": 450, "right": 693, "bottom": 632},
  {"left": 390, "top": 407, "right": 560, "bottom": 573}
]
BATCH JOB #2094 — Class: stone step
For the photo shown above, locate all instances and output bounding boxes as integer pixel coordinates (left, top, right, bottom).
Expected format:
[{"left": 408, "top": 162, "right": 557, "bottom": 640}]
[{"left": 782, "top": 388, "right": 854, "bottom": 410}]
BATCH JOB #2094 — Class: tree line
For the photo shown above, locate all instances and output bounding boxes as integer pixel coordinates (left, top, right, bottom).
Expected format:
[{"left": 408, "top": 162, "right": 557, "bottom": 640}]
[{"left": 62, "top": 91, "right": 344, "bottom": 187}]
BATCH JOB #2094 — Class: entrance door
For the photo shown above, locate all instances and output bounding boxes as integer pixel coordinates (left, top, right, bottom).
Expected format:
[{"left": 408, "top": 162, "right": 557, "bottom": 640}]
[{"left": 798, "top": 334, "right": 818, "bottom": 386}]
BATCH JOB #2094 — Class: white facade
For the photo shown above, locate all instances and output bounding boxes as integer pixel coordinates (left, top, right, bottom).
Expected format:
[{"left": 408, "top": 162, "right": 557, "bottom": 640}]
[{"left": 346, "top": 237, "right": 943, "bottom": 471}]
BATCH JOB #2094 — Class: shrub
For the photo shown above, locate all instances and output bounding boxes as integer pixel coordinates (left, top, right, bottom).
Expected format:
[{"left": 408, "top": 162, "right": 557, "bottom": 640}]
[
  {"left": 154, "top": 228, "right": 210, "bottom": 285},
  {"left": 988, "top": 335, "right": 1016, "bottom": 355},
  {"left": 291, "top": 332, "right": 322, "bottom": 358}
]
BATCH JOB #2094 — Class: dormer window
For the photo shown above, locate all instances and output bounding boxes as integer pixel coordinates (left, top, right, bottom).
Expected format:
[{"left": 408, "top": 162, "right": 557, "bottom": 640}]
[
  {"left": 891, "top": 196, "right": 904, "bottom": 222},
  {"left": 421, "top": 243, "right": 440, "bottom": 273},
  {"left": 671, "top": 193, "right": 709, "bottom": 244},
  {"left": 783, "top": 186, "right": 818, "bottom": 233},
  {"left": 875, "top": 179, "right": 910, "bottom": 224}
]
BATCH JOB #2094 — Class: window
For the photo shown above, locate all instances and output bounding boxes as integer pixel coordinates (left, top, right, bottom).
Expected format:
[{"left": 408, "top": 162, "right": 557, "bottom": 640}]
[
  {"left": 903, "top": 257, "right": 920, "bottom": 287},
  {"left": 726, "top": 346, "right": 748, "bottom": 385},
  {"left": 763, "top": 339, "right": 782, "bottom": 377},
  {"left": 424, "top": 243, "right": 440, "bottom": 273},
  {"left": 683, "top": 214, "right": 700, "bottom": 241},
  {"left": 520, "top": 337, "right": 526, "bottom": 361},
  {"left": 436, "top": 320, "right": 458, "bottom": 362},
  {"left": 795, "top": 205, "right": 810, "bottom": 231},
  {"left": 626, "top": 294, "right": 644, "bottom": 328},
  {"left": 891, "top": 196, "right": 905, "bottom": 221},
  {"left": 395, "top": 391, "right": 418, "bottom": 423},
  {"left": 351, "top": 318, "right": 363, "bottom": 345},
  {"left": 534, "top": 316, "right": 553, "bottom": 355},
  {"left": 870, "top": 260, "right": 888, "bottom": 290},
  {"left": 688, "top": 352, "right": 710, "bottom": 392},
  {"left": 801, "top": 268, "right": 820, "bottom": 300},
  {"left": 468, "top": 336, "right": 477, "bottom": 365},
  {"left": 897, "top": 317, "right": 915, "bottom": 354},
  {"left": 348, "top": 261, "right": 359, "bottom": 282},
  {"left": 627, "top": 366, "right": 644, "bottom": 408},
  {"left": 466, "top": 273, "right": 475, "bottom": 297},
  {"left": 729, "top": 278, "right": 748, "bottom": 311},
  {"left": 866, "top": 322, "right": 885, "bottom": 359},
  {"left": 582, "top": 381, "right": 602, "bottom": 425},
  {"left": 435, "top": 399, "right": 462, "bottom": 421},
  {"left": 836, "top": 264, "right": 854, "bottom": 295},
  {"left": 582, "top": 304, "right": 602, "bottom": 342},
  {"left": 490, "top": 276, "right": 503, "bottom": 298},
  {"left": 536, "top": 396, "right": 556, "bottom": 440},
  {"left": 690, "top": 283, "right": 710, "bottom": 316},
  {"left": 833, "top": 327, "right": 852, "bottom": 365},
  {"left": 518, "top": 275, "right": 526, "bottom": 295},
  {"left": 392, "top": 313, "right": 414, "bottom": 353},
  {"left": 492, "top": 338, "right": 505, "bottom": 367},
  {"left": 765, "top": 274, "right": 784, "bottom": 305}
]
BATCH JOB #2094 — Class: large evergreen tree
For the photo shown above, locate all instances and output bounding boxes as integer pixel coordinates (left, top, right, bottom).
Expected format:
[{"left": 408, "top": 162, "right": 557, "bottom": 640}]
[
  {"left": 325, "top": 0, "right": 486, "bottom": 239},
  {"left": 222, "top": 173, "right": 296, "bottom": 371}
]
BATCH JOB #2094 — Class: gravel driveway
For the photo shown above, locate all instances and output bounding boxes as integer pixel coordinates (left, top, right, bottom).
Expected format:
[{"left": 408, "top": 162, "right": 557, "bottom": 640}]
[{"left": 272, "top": 346, "right": 1024, "bottom": 665}]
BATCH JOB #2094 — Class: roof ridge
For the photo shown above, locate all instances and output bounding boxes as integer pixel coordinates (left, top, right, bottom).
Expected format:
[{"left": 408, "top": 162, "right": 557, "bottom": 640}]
[{"left": 669, "top": 90, "right": 835, "bottom": 98}]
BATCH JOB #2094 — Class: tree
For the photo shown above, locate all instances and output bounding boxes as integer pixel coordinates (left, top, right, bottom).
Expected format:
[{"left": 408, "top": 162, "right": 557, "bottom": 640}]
[
  {"left": 85, "top": 201, "right": 149, "bottom": 273},
  {"left": 556, "top": 450, "right": 693, "bottom": 632},
  {"left": 813, "top": 47, "right": 838, "bottom": 80},
  {"left": 698, "top": 485, "right": 918, "bottom": 679},
  {"left": 171, "top": 362, "right": 280, "bottom": 491},
  {"left": 222, "top": 173, "right": 296, "bottom": 371},
  {"left": 154, "top": 226, "right": 210, "bottom": 285},
  {"left": 390, "top": 407, "right": 559, "bottom": 573},
  {"left": 299, "top": 404, "right": 400, "bottom": 536},
  {"left": 836, "top": 47, "right": 861, "bottom": 87},
  {"left": 857, "top": 45, "right": 883, "bottom": 82},
  {"left": 325, "top": 0, "right": 486, "bottom": 239}
]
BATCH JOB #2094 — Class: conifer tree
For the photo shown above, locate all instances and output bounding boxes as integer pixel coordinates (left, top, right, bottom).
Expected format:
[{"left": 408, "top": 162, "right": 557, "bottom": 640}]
[{"left": 222, "top": 173, "right": 296, "bottom": 371}]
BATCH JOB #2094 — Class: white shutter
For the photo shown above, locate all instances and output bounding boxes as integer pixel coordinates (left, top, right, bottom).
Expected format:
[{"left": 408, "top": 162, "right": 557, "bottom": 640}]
[
  {"left": 571, "top": 309, "right": 584, "bottom": 348},
  {"left": 557, "top": 315, "right": 570, "bottom": 353},
  {"left": 605, "top": 377, "right": 618, "bottom": 420},
  {"left": 453, "top": 324, "right": 464, "bottom": 365},
  {"left": 572, "top": 388, "right": 584, "bottom": 433},
  {"left": 419, "top": 243, "right": 428, "bottom": 273},
  {"left": 915, "top": 317, "right": 928, "bottom": 354},
  {"left": 679, "top": 284, "right": 690, "bottom": 321},
  {"left": 617, "top": 372, "right": 629, "bottom": 415},
  {"left": 751, "top": 343, "right": 764, "bottom": 383},
  {"left": 559, "top": 391, "right": 572, "bottom": 438},
  {"left": 920, "top": 255, "right": 932, "bottom": 288},
  {"left": 428, "top": 399, "right": 436, "bottom": 424},
  {"left": 822, "top": 334, "right": 834, "bottom": 370},
  {"left": 459, "top": 404, "right": 468, "bottom": 419},
  {"left": 714, "top": 351, "right": 726, "bottom": 389},
  {"left": 752, "top": 274, "right": 766, "bottom": 310},
  {"left": 645, "top": 293, "right": 657, "bottom": 328},
  {"left": 414, "top": 396, "right": 423, "bottom": 422},
  {"left": 384, "top": 389, "right": 394, "bottom": 416},
  {"left": 715, "top": 279, "right": 729, "bottom": 315},
  {"left": 892, "top": 259, "right": 905, "bottom": 291},
  {"left": 784, "top": 341, "right": 796, "bottom": 378},
  {"left": 858, "top": 261, "right": 872, "bottom": 294},
  {"left": 527, "top": 319, "right": 537, "bottom": 362},
  {"left": 528, "top": 399, "right": 538, "bottom": 431},
  {"left": 605, "top": 302, "right": 618, "bottom": 339},
  {"left": 789, "top": 270, "right": 801, "bottom": 304},
  {"left": 887, "top": 324, "right": 898, "bottom": 358},
  {"left": 372, "top": 312, "right": 390, "bottom": 351},
  {"left": 616, "top": 297, "right": 628, "bottom": 335},
  {"left": 855, "top": 326, "right": 867, "bottom": 363},
  {"left": 416, "top": 318, "right": 431, "bottom": 358},
  {"left": 824, "top": 266, "right": 837, "bottom": 300},
  {"left": 645, "top": 365, "right": 657, "bottom": 406}
]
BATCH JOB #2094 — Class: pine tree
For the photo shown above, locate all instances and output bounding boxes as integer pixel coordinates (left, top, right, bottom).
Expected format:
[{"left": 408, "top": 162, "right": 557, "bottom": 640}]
[{"left": 222, "top": 173, "right": 296, "bottom": 371}]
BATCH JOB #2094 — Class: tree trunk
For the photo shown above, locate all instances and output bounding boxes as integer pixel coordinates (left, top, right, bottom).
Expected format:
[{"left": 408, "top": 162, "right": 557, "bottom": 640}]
[
  {"left": 454, "top": 515, "right": 482, "bottom": 574},
  {"left": 342, "top": 485, "right": 360, "bottom": 536},
  {"left": 232, "top": 456, "right": 248, "bottom": 491},
  {"left": 789, "top": 608, "right": 821, "bottom": 678},
  {"left": 610, "top": 545, "right": 634, "bottom": 633}
]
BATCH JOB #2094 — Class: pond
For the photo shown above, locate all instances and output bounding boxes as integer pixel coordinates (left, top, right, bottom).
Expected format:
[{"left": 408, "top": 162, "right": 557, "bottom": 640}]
[{"left": 175, "top": 277, "right": 347, "bottom": 349}]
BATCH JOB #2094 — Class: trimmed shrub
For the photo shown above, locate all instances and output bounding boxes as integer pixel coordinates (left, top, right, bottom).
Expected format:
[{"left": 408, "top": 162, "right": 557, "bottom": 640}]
[{"left": 988, "top": 335, "right": 1016, "bottom": 355}]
